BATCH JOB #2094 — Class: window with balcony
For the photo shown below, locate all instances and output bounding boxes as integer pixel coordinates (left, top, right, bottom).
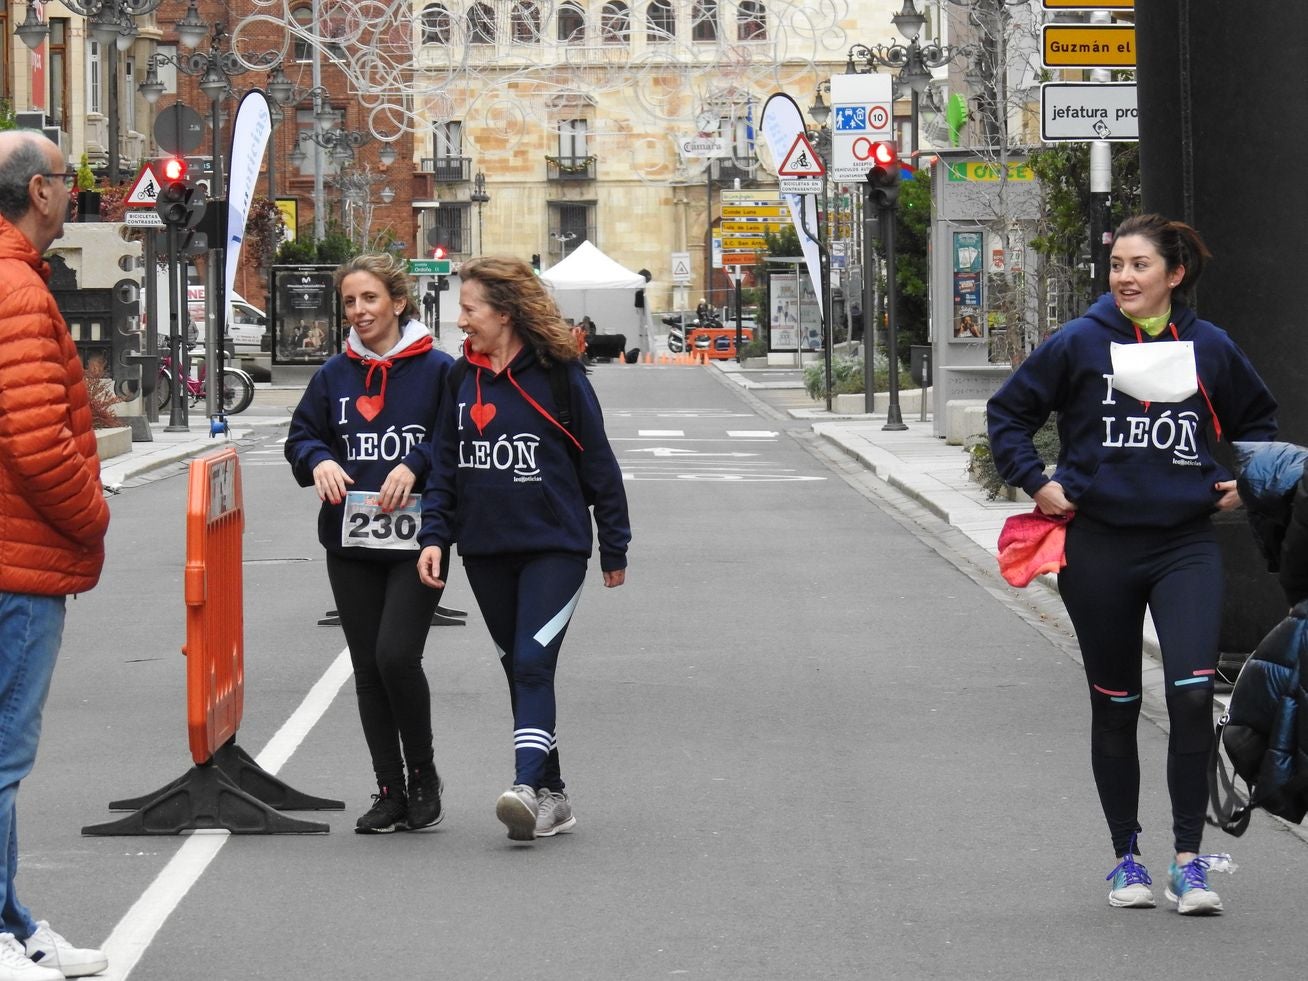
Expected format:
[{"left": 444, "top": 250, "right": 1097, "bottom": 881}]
[
  {"left": 421, "top": 4, "right": 451, "bottom": 44},
  {"left": 557, "top": 3, "right": 585, "bottom": 42},
  {"left": 548, "top": 202, "right": 593, "bottom": 255},
  {"left": 428, "top": 120, "right": 467, "bottom": 181},
  {"left": 547, "top": 119, "right": 594, "bottom": 180},
  {"left": 510, "top": 2, "right": 541, "bottom": 42},
  {"left": 468, "top": 3, "right": 496, "bottom": 44},
  {"left": 737, "top": 0, "right": 766, "bottom": 41},
  {"left": 691, "top": 0, "right": 718, "bottom": 41},
  {"left": 645, "top": 0, "right": 674, "bottom": 42},
  {"left": 601, "top": 2, "right": 630, "bottom": 44}
]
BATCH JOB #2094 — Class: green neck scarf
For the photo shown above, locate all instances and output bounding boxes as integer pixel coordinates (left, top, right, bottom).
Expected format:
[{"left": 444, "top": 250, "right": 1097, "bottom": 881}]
[{"left": 1124, "top": 307, "right": 1172, "bottom": 338}]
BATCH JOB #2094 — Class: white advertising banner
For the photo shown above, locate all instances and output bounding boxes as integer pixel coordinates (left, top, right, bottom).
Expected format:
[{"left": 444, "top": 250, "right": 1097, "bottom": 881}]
[
  {"left": 224, "top": 90, "right": 273, "bottom": 325},
  {"left": 757, "top": 93, "right": 821, "bottom": 317}
]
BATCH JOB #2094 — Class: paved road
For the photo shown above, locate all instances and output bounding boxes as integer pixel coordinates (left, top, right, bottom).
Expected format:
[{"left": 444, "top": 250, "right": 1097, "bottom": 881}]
[{"left": 20, "top": 363, "right": 1308, "bottom": 979}]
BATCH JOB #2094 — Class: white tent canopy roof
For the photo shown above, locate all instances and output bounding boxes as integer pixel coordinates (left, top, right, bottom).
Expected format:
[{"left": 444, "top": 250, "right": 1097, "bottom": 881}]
[{"left": 540, "top": 240, "right": 646, "bottom": 290}]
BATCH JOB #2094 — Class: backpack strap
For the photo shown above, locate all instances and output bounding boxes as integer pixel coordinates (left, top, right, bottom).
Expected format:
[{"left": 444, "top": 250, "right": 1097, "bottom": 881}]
[{"left": 1206, "top": 711, "right": 1253, "bottom": 837}]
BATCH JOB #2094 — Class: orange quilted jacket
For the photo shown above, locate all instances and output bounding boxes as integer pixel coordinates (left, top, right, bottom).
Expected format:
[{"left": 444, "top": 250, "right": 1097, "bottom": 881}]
[{"left": 0, "top": 217, "right": 109, "bottom": 595}]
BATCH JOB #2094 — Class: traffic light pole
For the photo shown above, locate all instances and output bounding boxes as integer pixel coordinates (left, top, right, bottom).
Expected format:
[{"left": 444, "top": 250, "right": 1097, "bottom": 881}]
[
  {"left": 164, "top": 225, "right": 188, "bottom": 432},
  {"left": 880, "top": 195, "right": 906, "bottom": 431}
]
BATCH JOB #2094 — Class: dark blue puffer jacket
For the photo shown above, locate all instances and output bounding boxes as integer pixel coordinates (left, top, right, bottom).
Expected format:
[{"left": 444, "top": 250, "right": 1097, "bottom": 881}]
[
  {"left": 1235, "top": 440, "right": 1308, "bottom": 603},
  {"left": 1218, "top": 602, "right": 1308, "bottom": 827}
]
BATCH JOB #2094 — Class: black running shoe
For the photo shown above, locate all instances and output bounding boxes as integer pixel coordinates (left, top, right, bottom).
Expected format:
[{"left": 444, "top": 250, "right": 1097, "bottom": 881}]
[
  {"left": 355, "top": 784, "right": 408, "bottom": 834},
  {"left": 406, "top": 765, "right": 444, "bottom": 830}
]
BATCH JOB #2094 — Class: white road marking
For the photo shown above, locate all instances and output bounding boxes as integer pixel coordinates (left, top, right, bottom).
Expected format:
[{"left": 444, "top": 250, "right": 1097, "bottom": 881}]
[
  {"left": 627, "top": 447, "right": 759, "bottom": 458},
  {"left": 725, "top": 430, "right": 778, "bottom": 438},
  {"left": 98, "top": 647, "right": 354, "bottom": 980},
  {"left": 636, "top": 429, "right": 685, "bottom": 437}
]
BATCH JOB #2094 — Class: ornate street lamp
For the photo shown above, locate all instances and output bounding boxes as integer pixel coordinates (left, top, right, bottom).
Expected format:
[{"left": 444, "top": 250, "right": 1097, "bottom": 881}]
[
  {"left": 846, "top": 0, "right": 959, "bottom": 156},
  {"left": 469, "top": 170, "right": 490, "bottom": 255},
  {"left": 137, "top": 22, "right": 278, "bottom": 198},
  {"left": 16, "top": 0, "right": 165, "bottom": 182}
]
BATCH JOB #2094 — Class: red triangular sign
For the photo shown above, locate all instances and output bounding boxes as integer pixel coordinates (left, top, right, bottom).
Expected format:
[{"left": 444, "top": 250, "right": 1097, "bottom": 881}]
[
  {"left": 778, "top": 133, "right": 825, "bottom": 177},
  {"left": 124, "top": 162, "right": 161, "bottom": 207}
]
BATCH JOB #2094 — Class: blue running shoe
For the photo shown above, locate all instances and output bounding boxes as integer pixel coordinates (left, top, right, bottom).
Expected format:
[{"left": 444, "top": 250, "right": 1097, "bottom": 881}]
[
  {"left": 1165, "top": 857, "right": 1223, "bottom": 915},
  {"left": 1106, "top": 848, "right": 1155, "bottom": 908}
]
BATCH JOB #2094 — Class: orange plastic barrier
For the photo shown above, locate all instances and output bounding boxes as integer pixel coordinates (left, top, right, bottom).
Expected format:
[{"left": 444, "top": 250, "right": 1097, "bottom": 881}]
[{"left": 183, "top": 447, "right": 245, "bottom": 766}]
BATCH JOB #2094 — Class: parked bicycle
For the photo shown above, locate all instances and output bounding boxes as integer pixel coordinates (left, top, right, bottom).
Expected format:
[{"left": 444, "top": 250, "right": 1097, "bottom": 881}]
[{"left": 156, "top": 347, "right": 255, "bottom": 415}]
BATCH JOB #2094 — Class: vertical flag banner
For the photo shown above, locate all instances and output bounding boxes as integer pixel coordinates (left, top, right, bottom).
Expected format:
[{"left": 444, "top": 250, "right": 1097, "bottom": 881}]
[
  {"left": 758, "top": 93, "right": 822, "bottom": 316},
  {"left": 224, "top": 91, "right": 273, "bottom": 321}
]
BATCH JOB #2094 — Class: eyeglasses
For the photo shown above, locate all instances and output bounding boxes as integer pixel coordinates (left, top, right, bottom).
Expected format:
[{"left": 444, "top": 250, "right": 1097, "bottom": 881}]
[{"left": 41, "top": 172, "right": 78, "bottom": 189}]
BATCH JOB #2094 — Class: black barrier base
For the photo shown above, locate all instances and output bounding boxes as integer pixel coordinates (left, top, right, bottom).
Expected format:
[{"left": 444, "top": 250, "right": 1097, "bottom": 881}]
[
  {"left": 106, "top": 740, "right": 343, "bottom": 813},
  {"left": 317, "top": 604, "right": 467, "bottom": 627},
  {"left": 82, "top": 761, "right": 329, "bottom": 836}
]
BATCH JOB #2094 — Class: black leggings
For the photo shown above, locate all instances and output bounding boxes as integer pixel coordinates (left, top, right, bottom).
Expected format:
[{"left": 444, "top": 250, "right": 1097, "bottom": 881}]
[
  {"left": 326, "top": 551, "right": 445, "bottom": 788},
  {"left": 464, "top": 552, "right": 587, "bottom": 792},
  {"left": 1058, "top": 517, "right": 1221, "bottom": 857}
]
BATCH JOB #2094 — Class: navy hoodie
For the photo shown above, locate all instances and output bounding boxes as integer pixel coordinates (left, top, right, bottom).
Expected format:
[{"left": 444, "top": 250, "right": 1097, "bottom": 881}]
[
  {"left": 987, "top": 293, "right": 1277, "bottom": 528},
  {"left": 418, "top": 342, "right": 630, "bottom": 571},
  {"left": 286, "top": 319, "right": 454, "bottom": 560}
]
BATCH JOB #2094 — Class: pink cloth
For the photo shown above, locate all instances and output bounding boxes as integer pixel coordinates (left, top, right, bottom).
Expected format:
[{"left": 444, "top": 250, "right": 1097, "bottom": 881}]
[{"left": 997, "top": 509, "right": 1071, "bottom": 587}]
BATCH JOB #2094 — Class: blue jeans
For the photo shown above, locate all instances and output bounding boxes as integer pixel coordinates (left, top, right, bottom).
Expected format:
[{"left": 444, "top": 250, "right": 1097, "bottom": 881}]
[{"left": 0, "top": 592, "right": 66, "bottom": 939}]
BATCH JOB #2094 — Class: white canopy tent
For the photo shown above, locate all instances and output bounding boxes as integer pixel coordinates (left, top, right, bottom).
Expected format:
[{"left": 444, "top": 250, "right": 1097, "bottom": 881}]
[{"left": 540, "top": 241, "right": 652, "bottom": 350}]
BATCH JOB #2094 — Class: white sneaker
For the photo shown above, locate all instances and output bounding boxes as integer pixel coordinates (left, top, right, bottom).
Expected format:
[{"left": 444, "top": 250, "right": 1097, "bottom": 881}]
[
  {"left": 495, "top": 785, "right": 538, "bottom": 841},
  {"left": 23, "top": 922, "right": 107, "bottom": 978},
  {"left": 535, "top": 789, "right": 577, "bottom": 838},
  {"left": 0, "top": 934, "right": 63, "bottom": 981}
]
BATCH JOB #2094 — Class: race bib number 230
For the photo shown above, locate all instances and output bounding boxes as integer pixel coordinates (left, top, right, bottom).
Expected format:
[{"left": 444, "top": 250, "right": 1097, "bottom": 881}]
[{"left": 341, "top": 491, "right": 421, "bottom": 551}]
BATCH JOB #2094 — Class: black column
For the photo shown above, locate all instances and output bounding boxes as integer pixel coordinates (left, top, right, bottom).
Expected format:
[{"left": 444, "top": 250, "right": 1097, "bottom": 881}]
[{"left": 1137, "top": 0, "right": 1308, "bottom": 651}]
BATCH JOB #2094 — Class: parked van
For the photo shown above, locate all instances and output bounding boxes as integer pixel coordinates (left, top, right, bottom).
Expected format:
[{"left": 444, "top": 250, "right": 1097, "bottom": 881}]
[{"left": 187, "top": 270, "right": 268, "bottom": 353}]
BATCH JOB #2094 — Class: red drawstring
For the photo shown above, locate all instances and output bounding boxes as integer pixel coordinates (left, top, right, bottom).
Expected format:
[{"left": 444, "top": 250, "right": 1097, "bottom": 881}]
[{"left": 1129, "top": 322, "right": 1222, "bottom": 441}]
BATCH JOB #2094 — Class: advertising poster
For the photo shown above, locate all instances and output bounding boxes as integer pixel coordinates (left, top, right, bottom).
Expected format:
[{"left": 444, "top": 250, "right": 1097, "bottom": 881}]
[
  {"left": 766, "top": 267, "right": 820, "bottom": 352},
  {"left": 951, "top": 231, "right": 985, "bottom": 344},
  {"left": 271, "top": 265, "right": 339, "bottom": 365}
]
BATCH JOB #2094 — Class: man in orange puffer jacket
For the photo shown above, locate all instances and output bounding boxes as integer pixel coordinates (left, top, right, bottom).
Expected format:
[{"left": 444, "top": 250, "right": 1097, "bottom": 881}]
[{"left": 0, "top": 131, "right": 110, "bottom": 981}]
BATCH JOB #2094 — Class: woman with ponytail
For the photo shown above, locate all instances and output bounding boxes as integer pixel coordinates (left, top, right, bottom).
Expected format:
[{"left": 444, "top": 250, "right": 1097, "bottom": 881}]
[{"left": 987, "top": 215, "right": 1277, "bottom": 914}]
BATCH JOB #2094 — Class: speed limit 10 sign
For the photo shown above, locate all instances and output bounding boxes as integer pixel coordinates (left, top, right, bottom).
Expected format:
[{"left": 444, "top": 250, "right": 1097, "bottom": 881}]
[{"left": 829, "top": 73, "right": 894, "bottom": 183}]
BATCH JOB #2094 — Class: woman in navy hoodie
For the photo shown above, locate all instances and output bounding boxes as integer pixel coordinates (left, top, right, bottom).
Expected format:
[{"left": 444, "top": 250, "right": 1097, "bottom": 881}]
[
  {"left": 988, "top": 215, "right": 1277, "bottom": 915},
  {"left": 286, "top": 253, "right": 454, "bottom": 834},
  {"left": 417, "top": 255, "right": 630, "bottom": 842}
]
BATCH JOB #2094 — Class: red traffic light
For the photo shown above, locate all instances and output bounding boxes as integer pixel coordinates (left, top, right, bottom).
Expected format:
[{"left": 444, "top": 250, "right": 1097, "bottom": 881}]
[
  {"left": 159, "top": 157, "right": 187, "bottom": 183},
  {"left": 432, "top": 245, "right": 448, "bottom": 260},
  {"left": 870, "top": 141, "right": 899, "bottom": 170}
]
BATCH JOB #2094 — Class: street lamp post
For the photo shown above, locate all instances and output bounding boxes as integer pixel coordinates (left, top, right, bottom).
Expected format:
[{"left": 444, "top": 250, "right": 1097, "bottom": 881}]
[
  {"left": 470, "top": 171, "right": 490, "bottom": 255},
  {"left": 16, "top": 0, "right": 165, "bottom": 183},
  {"left": 139, "top": 21, "right": 277, "bottom": 421},
  {"left": 553, "top": 231, "right": 576, "bottom": 259},
  {"left": 846, "top": 0, "right": 958, "bottom": 159}
]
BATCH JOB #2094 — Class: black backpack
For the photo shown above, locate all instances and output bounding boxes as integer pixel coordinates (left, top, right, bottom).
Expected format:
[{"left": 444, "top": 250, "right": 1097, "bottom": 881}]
[{"left": 1208, "top": 602, "right": 1308, "bottom": 836}]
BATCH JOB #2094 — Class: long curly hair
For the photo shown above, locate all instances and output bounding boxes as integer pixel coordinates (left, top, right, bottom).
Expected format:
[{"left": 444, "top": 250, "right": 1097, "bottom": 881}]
[
  {"left": 458, "top": 255, "right": 580, "bottom": 364},
  {"left": 334, "top": 252, "right": 421, "bottom": 324}
]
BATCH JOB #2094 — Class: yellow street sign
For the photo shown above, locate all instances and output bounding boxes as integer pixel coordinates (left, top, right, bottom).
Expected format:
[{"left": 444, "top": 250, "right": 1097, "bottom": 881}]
[
  {"left": 722, "top": 206, "right": 787, "bottom": 218},
  {"left": 1043, "top": 0, "right": 1131, "bottom": 7},
  {"left": 721, "top": 189, "right": 780, "bottom": 204},
  {"left": 721, "top": 237, "right": 768, "bottom": 250},
  {"left": 721, "top": 221, "right": 786, "bottom": 234},
  {"left": 1042, "top": 24, "right": 1135, "bottom": 68}
]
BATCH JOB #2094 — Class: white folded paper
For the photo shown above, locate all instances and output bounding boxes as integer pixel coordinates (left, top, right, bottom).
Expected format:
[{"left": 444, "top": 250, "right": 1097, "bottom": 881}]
[{"left": 1110, "top": 340, "right": 1198, "bottom": 403}]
